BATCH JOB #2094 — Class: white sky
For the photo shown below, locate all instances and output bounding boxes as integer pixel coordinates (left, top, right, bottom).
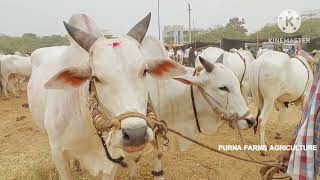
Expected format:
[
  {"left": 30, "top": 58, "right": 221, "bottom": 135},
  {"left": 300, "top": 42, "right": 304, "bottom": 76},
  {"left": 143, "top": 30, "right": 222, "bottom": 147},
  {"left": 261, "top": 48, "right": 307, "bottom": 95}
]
[{"left": 0, "top": 0, "right": 318, "bottom": 36}]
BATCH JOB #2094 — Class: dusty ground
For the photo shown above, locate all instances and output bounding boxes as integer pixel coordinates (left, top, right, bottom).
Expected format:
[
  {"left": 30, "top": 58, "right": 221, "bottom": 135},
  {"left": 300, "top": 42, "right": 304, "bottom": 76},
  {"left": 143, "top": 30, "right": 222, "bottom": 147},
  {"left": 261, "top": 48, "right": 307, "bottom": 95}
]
[{"left": 0, "top": 90, "right": 301, "bottom": 180}]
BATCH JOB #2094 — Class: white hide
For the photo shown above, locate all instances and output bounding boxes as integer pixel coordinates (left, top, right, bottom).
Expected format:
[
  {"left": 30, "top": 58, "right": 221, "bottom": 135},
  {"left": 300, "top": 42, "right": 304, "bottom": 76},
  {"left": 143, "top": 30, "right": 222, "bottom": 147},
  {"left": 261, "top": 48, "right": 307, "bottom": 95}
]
[
  {"left": 142, "top": 37, "right": 255, "bottom": 151},
  {"left": 28, "top": 15, "right": 187, "bottom": 180},
  {"left": 30, "top": 14, "right": 102, "bottom": 71},
  {"left": 0, "top": 55, "right": 31, "bottom": 97},
  {"left": 195, "top": 47, "right": 254, "bottom": 104},
  {"left": 250, "top": 50, "right": 314, "bottom": 153}
]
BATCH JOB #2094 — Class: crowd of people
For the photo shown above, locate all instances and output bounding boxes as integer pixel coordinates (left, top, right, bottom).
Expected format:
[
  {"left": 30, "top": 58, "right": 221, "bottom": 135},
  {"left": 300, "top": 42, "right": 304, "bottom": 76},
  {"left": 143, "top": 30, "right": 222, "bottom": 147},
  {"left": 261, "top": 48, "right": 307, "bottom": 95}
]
[{"left": 167, "top": 47, "right": 202, "bottom": 67}]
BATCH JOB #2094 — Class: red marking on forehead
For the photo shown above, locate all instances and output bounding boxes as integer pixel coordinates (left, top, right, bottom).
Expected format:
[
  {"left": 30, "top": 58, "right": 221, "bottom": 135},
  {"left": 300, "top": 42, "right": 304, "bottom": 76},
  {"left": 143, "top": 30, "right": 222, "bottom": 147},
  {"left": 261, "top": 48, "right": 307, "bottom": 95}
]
[
  {"left": 58, "top": 71, "right": 87, "bottom": 87},
  {"left": 82, "top": 14, "right": 92, "bottom": 34},
  {"left": 151, "top": 61, "right": 176, "bottom": 77},
  {"left": 112, "top": 42, "right": 121, "bottom": 48}
]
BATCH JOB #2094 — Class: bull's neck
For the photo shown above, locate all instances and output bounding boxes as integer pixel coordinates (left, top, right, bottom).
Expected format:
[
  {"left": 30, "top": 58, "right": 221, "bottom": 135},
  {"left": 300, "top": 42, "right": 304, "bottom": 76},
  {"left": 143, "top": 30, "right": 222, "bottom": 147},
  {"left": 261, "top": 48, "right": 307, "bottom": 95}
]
[
  {"left": 153, "top": 67, "right": 225, "bottom": 136},
  {"left": 189, "top": 84, "right": 225, "bottom": 135}
]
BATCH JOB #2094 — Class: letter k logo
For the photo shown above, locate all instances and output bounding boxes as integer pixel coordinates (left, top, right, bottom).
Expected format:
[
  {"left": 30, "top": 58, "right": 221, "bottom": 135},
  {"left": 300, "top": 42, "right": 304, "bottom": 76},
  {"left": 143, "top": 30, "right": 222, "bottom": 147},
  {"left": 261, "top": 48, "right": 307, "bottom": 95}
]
[{"left": 285, "top": 16, "right": 294, "bottom": 27}]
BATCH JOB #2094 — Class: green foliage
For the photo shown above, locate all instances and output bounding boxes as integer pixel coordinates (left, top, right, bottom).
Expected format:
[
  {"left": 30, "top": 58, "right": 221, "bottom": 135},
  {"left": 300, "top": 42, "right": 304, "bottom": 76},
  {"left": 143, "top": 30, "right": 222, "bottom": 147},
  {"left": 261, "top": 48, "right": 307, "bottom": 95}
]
[
  {"left": 0, "top": 33, "right": 69, "bottom": 54},
  {"left": 249, "top": 19, "right": 320, "bottom": 40},
  {"left": 195, "top": 17, "right": 320, "bottom": 43},
  {"left": 194, "top": 17, "right": 248, "bottom": 43}
]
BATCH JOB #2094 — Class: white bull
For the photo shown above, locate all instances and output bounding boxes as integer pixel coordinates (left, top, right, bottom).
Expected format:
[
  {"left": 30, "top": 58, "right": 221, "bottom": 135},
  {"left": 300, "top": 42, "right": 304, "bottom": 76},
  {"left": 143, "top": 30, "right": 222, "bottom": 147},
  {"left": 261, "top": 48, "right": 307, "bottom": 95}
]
[
  {"left": 195, "top": 47, "right": 255, "bottom": 104},
  {"left": 0, "top": 54, "right": 31, "bottom": 97},
  {"left": 28, "top": 13, "right": 188, "bottom": 180},
  {"left": 250, "top": 50, "right": 317, "bottom": 155},
  {"left": 142, "top": 37, "right": 256, "bottom": 154}
]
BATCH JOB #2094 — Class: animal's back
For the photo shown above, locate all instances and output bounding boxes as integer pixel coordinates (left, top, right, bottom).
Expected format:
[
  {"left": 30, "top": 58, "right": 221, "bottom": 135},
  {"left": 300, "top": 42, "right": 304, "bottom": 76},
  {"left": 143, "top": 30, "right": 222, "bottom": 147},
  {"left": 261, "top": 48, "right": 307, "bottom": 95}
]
[{"left": 31, "top": 46, "right": 68, "bottom": 69}]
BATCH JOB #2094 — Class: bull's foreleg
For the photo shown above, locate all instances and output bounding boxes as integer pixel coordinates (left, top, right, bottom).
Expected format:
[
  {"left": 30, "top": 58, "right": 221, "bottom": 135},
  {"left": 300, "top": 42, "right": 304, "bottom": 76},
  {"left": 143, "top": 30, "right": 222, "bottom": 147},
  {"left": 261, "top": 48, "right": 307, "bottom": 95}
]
[
  {"left": 128, "top": 160, "right": 138, "bottom": 180},
  {"left": 8, "top": 78, "right": 19, "bottom": 97},
  {"left": 101, "top": 169, "right": 117, "bottom": 180},
  {"left": 275, "top": 103, "right": 288, "bottom": 140},
  {"left": 52, "top": 149, "right": 74, "bottom": 180},
  {"left": 258, "top": 100, "right": 274, "bottom": 156},
  {"left": 1, "top": 76, "right": 8, "bottom": 97},
  {"left": 151, "top": 150, "right": 164, "bottom": 180}
]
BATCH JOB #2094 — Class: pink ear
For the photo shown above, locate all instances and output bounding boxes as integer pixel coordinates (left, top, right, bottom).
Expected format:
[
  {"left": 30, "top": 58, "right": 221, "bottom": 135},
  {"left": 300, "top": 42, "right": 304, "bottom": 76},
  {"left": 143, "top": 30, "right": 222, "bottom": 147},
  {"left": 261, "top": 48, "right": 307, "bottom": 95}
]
[
  {"left": 45, "top": 65, "right": 91, "bottom": 89},
  {"left": 146, "top": 59, "right": 186, "bottom": 79}
]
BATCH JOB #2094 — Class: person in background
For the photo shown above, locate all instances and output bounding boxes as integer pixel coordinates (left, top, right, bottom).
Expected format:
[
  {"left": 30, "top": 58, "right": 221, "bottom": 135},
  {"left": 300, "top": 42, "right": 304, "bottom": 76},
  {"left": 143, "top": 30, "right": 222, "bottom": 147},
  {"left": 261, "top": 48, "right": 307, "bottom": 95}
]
[
  {"left": 277, "top": 66, "right": 320, "bottom": 179},
  {"left": 188, "top": 47, "right": 196, "bottom": 67},
  {"left": 183, "top": 48, "right": 190, "bottom": 66},
  {"left": 194, "top": 49, "right": 198, "bottom": 57},
  {"left": 168, "top": 48, "right": 175, "bottom": 59},
  {"left": 287, "top": 46, "right": 295, "bottom": 57}
]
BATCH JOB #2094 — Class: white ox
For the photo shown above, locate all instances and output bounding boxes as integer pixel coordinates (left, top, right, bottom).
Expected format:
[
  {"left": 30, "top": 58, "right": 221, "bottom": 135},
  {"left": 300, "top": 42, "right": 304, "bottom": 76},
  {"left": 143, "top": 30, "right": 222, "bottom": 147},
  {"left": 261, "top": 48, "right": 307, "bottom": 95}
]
[
  {"left": 250, "top": 50, "right": 317, "bottom": 155},
  {"left": 28, "top": 14, "right": 188, "bottom": 180},
  {"left": 142, "top": 37, "right": 256, "bottom": 154},
  {"left": 0, "top": 54, "right": 31, "bottom": 97},
  {"left": 195, "top": 47, "right": 255, "bottom": 104}
]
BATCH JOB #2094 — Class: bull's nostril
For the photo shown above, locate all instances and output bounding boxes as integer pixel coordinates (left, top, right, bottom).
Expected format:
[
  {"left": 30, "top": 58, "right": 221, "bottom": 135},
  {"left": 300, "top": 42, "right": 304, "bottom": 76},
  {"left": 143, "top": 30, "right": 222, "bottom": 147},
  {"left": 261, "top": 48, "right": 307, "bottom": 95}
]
[
  {"left": 123, "top": 131, "right": 130, "bottom": 141},
  {"left": 121, "top": 126, "right": 148, "bottom": 147}
]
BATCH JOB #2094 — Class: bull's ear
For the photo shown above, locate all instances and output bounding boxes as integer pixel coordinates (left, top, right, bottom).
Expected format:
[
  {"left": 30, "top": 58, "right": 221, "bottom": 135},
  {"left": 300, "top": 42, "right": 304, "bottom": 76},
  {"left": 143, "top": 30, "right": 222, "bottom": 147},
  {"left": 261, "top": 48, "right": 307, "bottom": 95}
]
[
  {"left": 45, "top": 65, "right": 91, "bottom": 89},
  {"left": 173, "top": 75, "right": 202, "bottom": 86},
  {"left": 146, "top": 59, "right": 187, "bottom": 79}
]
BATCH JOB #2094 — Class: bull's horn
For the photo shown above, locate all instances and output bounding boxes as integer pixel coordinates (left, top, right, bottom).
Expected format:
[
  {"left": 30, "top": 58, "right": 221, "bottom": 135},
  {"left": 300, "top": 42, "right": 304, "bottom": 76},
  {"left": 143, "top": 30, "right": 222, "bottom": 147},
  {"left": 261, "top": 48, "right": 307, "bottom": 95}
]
[
  {"left": 216, "top": 53, "right": 224, "bottom": 64},
  {"left": 199, "top": 56, "right": 214, "bottom": 73},
  {"left": 127, "top": 13, "right": 151, "bottom": 43},
  {"left": 63, "top": 21, "right": 98, "bottom": 52}
]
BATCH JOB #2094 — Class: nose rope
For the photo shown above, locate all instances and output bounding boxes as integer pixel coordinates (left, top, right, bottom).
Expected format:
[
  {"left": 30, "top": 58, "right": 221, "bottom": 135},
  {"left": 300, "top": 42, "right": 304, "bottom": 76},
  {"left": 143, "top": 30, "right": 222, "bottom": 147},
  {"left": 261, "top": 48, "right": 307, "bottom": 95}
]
[
  {"left": 88, "top": 79, "right": 169, "bottom": 167},
  {"left": 192, "top": 67, "right": 250, "bottom": 123}
]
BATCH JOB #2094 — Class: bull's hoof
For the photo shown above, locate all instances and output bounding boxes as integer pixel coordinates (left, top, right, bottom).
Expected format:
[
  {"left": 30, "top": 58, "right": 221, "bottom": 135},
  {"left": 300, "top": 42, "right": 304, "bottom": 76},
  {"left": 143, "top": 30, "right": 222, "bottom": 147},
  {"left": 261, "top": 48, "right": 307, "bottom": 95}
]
[
  {"left": 16, "top": 116, "right": 26, "bottom": 121},
  {"left": 74, "top": 159, "right": 82, "bottom": 173},
  {"left": 22, "top": 103, "right": 29, "bottom": 108},
  {"left": 275, "top": 133, "right": 282, "bottom": 140},
  {"left": 260, "top": 150, "right": 267, "bottom": 156}
]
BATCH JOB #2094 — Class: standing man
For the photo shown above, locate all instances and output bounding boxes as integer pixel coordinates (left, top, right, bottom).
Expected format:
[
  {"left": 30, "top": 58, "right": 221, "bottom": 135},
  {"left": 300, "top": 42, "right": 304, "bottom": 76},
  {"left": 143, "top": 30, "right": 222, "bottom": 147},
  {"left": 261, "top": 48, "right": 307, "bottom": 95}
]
[
  {"left": 188, "top": 47, "right": 196, "bottom": 67},
  {"left": 277, "top": 63, "right": 320, "bottom": 179}
]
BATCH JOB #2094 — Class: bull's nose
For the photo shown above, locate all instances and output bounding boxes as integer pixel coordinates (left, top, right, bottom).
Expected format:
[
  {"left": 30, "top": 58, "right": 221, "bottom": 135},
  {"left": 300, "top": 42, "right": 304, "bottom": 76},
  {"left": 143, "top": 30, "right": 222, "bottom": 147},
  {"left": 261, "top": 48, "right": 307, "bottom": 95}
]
[
  {"left": 122, "top": 126, "right": 148, "bottom": 147},
  {"left": 245, "top": 117, "right": 256, "bottom": 128}
]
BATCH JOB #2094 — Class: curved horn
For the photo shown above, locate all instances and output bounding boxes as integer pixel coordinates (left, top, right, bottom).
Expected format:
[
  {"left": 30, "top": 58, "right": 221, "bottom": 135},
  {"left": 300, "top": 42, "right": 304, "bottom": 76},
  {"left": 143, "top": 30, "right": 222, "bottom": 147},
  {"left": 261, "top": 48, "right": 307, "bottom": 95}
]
[
  {"left": 216, "top": 53, "right": 224, "bottom": 64},
  {"left": 63, "top": 21, "right": 98, "bottom": 52},
  {"left": 199, "top": 56, "right": 214, "bottom": 73},
  {"left": 127, "top": 13, "right": 151, "bottom": 43}
]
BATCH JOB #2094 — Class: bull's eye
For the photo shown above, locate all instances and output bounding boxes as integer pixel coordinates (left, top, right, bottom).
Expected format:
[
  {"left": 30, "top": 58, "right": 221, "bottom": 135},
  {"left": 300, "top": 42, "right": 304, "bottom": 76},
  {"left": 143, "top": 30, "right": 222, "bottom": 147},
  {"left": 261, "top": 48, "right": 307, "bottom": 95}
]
[
  {"left": 219, "top": 86, "right": 230, "bottom": 93},
  {"left": 92, "top": 76, "right": 101, "bottom": 83}
]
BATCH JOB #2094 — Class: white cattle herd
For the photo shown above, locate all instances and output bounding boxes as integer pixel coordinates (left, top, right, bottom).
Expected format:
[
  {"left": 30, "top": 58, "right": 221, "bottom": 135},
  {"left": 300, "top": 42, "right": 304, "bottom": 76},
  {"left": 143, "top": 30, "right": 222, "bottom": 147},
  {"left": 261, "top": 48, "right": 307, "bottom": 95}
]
[{"left": 0, "top": 13, "right": 318, "bottom": 179}]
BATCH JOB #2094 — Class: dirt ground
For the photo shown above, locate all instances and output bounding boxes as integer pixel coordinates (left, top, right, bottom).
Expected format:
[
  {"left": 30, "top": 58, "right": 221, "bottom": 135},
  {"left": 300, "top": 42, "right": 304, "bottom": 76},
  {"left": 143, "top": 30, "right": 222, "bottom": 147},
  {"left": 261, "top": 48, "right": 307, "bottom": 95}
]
[{"left": 0, "top": 90, "right": 301, "bottom": 180}]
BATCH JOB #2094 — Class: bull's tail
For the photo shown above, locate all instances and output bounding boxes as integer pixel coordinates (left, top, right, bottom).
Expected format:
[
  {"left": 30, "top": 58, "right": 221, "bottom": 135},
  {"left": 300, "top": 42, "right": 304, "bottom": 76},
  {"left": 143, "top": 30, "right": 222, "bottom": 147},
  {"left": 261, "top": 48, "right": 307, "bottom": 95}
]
[{"left": 249, "top": 60, "right": 264, "bottom": 134}]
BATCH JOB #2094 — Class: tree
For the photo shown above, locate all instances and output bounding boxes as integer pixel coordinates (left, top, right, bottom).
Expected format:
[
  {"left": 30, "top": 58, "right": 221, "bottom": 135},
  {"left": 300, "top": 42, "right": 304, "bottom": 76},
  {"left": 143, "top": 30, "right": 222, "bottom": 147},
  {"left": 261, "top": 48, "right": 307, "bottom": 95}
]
[
  {"left": 0, "top": 34, "right": 68, "bottom": 54},
  {"left": 226, "top": 17, "right": 248, "bottom": 34},
  {"left": 194, "top": 17, "right": 248, "bottom": 42}
]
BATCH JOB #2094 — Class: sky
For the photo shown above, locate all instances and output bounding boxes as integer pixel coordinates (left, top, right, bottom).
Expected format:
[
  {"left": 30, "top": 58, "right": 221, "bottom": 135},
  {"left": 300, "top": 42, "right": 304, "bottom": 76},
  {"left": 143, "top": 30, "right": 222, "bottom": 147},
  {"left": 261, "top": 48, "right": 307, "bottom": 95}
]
[{"left": 0, "top": 0, "right": 319, "bottom": 37}]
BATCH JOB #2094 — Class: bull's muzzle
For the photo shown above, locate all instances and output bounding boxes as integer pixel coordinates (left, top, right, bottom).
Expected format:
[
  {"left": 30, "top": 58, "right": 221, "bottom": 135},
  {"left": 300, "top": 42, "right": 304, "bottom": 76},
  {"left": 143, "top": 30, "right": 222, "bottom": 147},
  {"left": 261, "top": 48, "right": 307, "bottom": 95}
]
[{"left": 122, "top": 126, "right": 148, "bottom": 147}]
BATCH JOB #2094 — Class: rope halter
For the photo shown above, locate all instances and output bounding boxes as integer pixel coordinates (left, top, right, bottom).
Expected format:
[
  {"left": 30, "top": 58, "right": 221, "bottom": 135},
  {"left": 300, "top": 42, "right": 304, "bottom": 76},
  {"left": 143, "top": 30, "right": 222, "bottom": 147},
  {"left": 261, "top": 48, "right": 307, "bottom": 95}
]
[
  {"left": 88, "top": 79, "right": 167, "bottom": 133},
  {"left": 87, "top": 78, "right": 169, "bottom": 167},
  {"left": 193, "top": 66, "right": 250, "bottom": 124}
]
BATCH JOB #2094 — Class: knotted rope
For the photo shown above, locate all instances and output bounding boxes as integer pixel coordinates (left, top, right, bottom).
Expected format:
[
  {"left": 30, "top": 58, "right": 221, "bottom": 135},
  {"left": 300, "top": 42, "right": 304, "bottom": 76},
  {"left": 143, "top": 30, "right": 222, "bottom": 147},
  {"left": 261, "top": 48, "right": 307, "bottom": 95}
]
[{"left": 88, "top": 77, "right": 290, "bottom": 179}]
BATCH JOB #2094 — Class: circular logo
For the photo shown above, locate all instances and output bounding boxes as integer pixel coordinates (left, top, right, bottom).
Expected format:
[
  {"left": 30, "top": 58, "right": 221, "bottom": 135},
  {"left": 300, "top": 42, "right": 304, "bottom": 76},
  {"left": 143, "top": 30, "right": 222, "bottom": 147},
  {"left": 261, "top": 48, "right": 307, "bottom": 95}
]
[{"left": 277, "top": 10, "right": 301, "bottom": 34}]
